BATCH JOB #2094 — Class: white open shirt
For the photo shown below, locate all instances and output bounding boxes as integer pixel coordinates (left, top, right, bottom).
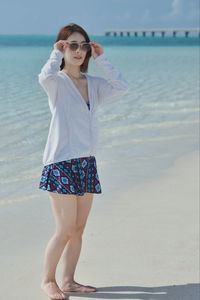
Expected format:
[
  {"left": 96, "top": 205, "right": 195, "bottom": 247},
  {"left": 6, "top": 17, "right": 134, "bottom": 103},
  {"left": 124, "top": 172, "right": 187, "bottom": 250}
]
[{"left": 38, "top": 48, "right": 130, "bottom": 166}]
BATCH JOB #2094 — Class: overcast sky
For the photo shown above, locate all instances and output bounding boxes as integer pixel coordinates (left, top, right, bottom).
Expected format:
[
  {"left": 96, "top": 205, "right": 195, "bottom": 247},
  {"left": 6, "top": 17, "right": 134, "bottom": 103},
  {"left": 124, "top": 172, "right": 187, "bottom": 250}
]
[{"left": 0, "top": 0, "right": 199, "bottom": 35}]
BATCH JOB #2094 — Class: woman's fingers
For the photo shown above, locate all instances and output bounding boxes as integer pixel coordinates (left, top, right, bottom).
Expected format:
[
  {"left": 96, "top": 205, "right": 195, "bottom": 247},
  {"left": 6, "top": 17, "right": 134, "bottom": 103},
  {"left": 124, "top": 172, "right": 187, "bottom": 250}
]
[
  {"left": 57, "top": 40, "right": 68, "bottom": 46},
  {"left": 90, "top": 42, "right": 99, "bottom": 49},
  {"left": 54, "top": 40, "right": 68, "bottom": 52}
]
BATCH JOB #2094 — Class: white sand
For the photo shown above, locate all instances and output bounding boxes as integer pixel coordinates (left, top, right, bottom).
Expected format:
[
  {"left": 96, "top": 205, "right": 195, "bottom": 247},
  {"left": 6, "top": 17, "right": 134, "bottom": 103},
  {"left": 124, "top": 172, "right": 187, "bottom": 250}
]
[{"left": 0, "top": 150, "right": 199, "bottom": 299}]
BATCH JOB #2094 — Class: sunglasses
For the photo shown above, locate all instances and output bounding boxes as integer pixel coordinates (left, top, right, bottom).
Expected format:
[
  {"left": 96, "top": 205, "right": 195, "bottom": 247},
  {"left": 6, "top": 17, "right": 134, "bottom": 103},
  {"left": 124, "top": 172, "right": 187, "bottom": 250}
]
[{"left": 67, "top": 42, "right": 91, "bottom": 52}]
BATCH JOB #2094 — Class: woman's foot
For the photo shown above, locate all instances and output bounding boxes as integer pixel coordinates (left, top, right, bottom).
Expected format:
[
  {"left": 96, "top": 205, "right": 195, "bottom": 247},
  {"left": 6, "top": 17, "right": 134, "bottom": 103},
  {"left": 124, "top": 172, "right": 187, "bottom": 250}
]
[
  {"left": 60, "top": 280, "right": 97, "bottom": 293},
  {"left": 41, "top": 281, "right": 66, "bottom": 299}
]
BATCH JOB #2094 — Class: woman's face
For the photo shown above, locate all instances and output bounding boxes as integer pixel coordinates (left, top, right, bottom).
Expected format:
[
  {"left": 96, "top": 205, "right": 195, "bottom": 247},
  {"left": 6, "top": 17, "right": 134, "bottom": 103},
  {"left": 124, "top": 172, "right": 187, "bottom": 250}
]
[{"left": 64, "top": 32, "right": 88, "bottom": 66}]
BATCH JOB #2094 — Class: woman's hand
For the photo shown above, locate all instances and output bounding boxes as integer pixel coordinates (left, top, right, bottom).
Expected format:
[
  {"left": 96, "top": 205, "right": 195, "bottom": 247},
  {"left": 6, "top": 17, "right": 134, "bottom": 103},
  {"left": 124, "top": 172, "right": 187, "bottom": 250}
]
[
  {"left": 54, "top": 40, "right": 68, "bottom": 53},
  {"left": 89, "top": 42, "right": 104, "bottom": 59}
]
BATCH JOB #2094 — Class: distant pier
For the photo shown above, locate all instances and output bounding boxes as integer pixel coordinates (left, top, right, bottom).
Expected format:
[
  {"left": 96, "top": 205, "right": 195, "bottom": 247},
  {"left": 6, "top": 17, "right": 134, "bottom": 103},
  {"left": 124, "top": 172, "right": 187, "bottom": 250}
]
[{"left": 105, "top": 28, "right": 200, "bottom": 38}]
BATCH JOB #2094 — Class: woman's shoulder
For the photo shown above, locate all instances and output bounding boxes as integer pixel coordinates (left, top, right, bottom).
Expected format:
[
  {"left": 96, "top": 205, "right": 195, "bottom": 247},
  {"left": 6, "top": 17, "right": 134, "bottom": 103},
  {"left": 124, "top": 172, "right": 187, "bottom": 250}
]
[{"left": 84, "top": 73, "right": 105, "bottom": 85}]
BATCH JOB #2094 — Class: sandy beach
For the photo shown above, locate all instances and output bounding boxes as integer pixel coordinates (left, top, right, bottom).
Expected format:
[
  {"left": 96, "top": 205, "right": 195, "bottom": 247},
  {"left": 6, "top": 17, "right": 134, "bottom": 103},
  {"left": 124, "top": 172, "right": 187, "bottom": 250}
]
[
  {"left": 0, "top": 3, "right": 199, "bottom": 298},
  {"left": 0, "top": 149, "right": 199, "bottom": 299}
]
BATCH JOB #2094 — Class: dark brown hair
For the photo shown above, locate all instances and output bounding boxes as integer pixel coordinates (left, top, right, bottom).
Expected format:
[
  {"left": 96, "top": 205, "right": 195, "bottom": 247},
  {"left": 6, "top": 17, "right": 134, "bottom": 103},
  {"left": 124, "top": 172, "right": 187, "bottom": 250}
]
[{"left": 55, "top": 23, "right": 92, "bottom": 73}]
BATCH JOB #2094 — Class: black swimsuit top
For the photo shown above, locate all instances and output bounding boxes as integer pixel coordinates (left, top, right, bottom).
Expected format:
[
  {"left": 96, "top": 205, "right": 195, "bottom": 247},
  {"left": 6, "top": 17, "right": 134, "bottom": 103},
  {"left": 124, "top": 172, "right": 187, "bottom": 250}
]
[{"left": 86, "top": 101, "right": 90, "bottom": 110}]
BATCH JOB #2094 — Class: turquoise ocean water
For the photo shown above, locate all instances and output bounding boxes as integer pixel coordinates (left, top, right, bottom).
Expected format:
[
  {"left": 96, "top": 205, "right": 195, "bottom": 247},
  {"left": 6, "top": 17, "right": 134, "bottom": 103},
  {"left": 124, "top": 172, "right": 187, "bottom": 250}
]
[{"left": 0, "top": 35, "right": 199, "bottom": 205}]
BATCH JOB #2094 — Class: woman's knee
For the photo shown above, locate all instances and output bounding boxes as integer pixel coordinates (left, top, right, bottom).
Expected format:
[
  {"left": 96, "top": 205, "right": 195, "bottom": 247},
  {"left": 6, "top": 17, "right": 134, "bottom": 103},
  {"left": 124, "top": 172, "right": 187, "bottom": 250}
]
[
  {"left": 55, "top": 224, "right": 77, "bottom": 243},
  {"left": 74, "top": 223, "right": 86, "bottom": 237}
]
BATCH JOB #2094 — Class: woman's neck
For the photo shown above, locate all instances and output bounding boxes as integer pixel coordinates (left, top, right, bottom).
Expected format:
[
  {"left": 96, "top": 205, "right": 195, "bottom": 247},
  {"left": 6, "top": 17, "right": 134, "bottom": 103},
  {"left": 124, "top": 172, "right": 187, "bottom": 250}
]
[{"left": 62, "top": 66, "right": 83, "bottom": 79}]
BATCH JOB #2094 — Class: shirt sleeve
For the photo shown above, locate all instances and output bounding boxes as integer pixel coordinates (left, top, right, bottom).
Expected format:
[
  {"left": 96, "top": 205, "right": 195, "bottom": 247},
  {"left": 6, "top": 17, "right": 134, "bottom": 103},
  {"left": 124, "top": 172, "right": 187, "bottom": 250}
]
[
  {"left": 38, "top": 48, "right": 64, "bottom": 109},
  {"left": 94, "top": 53, "right": 130, "bottom": 106}
]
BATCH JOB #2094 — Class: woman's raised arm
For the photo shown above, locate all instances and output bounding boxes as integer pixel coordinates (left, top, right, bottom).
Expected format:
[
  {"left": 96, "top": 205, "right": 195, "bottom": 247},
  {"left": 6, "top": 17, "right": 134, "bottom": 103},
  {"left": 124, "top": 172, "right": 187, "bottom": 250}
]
[
  {"left": 94, "top": 53, "right": 130, "bottom": 106},
  {"left": 38, "top": 40, "right": 67, "bottom": 108}
]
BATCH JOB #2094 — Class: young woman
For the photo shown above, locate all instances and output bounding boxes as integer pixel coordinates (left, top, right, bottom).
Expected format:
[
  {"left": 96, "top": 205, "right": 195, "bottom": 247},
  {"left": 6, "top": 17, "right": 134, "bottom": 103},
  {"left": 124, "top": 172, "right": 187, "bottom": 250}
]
[{"left": 38, "top": 23, "right": 129, "bottom": 299}]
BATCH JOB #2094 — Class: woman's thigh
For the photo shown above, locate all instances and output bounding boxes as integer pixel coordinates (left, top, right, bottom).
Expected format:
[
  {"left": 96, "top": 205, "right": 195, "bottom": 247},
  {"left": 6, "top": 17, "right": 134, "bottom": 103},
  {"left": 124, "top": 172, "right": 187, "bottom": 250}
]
[
  {"left": 48, "top": 191, "right": 77, "bottom": 236},
  {"left": 76, "top": 193, "right": 94, "bottom": 230}
]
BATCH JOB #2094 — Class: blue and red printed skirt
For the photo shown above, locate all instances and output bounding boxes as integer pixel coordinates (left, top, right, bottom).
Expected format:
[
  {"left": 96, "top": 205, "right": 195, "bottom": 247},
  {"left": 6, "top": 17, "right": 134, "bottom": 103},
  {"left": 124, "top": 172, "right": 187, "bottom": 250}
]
[{"left": 39, "top": 155, "right": 102, "bottom": 196}]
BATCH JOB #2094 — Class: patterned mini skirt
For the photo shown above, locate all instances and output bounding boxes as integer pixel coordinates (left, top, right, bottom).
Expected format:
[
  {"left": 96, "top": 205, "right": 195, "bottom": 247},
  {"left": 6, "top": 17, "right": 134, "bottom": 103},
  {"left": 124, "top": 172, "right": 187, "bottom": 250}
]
[{"left": 38, "top": 155, "right": 102, "bottom": 196}]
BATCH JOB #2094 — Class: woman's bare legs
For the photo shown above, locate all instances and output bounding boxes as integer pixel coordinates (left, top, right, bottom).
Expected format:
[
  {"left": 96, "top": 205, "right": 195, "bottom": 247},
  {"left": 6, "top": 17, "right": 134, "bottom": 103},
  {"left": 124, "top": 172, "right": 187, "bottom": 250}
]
[
  {"left": 60, "top": 192, "right": 97, "bottom": 293},
  {"left": 40, "top": 192, "right": 77, "bottom": 299}
]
